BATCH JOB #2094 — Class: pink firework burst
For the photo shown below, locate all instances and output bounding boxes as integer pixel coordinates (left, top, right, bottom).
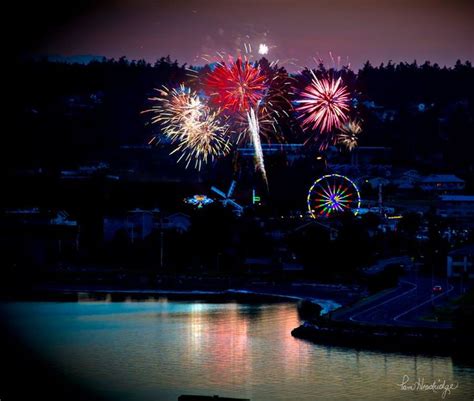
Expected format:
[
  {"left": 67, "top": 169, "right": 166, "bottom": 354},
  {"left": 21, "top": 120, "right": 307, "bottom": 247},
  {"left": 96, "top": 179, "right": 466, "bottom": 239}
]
[{"left": 297, "top": 71, "right": 350, "bottom": 133}]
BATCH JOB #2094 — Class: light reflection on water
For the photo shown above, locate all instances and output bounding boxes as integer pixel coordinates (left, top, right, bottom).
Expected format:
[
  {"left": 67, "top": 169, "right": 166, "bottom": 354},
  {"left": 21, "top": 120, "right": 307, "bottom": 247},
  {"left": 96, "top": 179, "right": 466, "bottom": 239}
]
[{"left": 1, "top": 300, "right": 473, "bottom": 401}]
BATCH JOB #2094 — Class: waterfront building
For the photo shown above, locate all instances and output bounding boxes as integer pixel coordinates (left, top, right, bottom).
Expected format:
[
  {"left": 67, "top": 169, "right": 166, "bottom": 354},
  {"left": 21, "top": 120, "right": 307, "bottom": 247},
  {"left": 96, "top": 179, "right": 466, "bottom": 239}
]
[
  {"left": 1, "top": 209, "right": 79, "bottom": 266},
  {"left": 103, "top": 210, "right": 190, "bottom": 243},
  {"left": 437, "top": 195, "right": 474, "bottom": 220},
  {"left": 447, "top": 244, "right": 474, "bottom": 279},
  {"left": 420, "top": 174, "right": 465, "bottom": 192}
]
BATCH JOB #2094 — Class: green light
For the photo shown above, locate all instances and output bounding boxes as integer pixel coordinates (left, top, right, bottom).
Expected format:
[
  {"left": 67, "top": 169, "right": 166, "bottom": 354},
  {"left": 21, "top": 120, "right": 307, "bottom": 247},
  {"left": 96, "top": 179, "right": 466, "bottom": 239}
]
[{"left": 252, "top": 189, "right": 261, "bottom": 205}]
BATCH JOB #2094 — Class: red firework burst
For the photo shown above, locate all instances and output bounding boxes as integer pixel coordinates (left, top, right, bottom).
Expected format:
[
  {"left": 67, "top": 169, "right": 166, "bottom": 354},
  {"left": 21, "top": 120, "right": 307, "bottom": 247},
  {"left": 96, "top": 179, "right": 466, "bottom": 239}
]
[
  {"left": 204, "top": 57, "right": 267, "bottom": 113},
  {"left": 297, "top": 72, "right": 350, "bottom": 133}
]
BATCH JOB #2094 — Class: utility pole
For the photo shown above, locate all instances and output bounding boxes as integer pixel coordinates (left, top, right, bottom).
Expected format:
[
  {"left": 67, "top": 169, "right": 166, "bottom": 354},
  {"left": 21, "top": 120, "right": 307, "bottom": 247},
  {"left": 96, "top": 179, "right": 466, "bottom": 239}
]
[
  {"left": 378, "top": 183, "right": 383, "bottom": 215},
  {"left": 431, "top": 263, "right": 435, "bottom": 306},
  {"left": 160, "top": 216, "right": 164, "bottom": 270}
]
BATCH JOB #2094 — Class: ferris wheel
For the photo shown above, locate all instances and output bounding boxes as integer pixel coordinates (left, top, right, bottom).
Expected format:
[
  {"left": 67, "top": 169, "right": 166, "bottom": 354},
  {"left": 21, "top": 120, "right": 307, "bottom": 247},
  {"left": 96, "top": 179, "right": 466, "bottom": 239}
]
[{"left": 307, "top": 174, "right": 361, "bottom": 218}]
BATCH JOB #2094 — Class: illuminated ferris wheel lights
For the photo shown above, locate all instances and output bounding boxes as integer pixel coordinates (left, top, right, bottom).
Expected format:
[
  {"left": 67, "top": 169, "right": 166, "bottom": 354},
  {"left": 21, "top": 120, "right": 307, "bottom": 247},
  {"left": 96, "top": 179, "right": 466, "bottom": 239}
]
[{"left": 307, "top": 173, "right": 361, "bottom": 218}]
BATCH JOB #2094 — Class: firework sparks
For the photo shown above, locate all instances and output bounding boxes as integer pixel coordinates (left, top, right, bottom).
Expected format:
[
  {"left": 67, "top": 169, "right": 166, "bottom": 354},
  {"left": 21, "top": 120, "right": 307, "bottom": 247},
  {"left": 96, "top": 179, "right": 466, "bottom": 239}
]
[
  {"left": 204, "top": 57, "right": 267, "bottom": 113},
  {"left": 296, "top": 71, "right": 350, "bottom": 135},
  {"left": 337, "top": 119, "right": 362, "bottom": 151},
  {"left": 145, "top": 85, "right": 201, "bottom": 141},
  {"left": 258, "top": 66, "right": 294, "bottom": 141},
  {"left": 143, "top": 85, "right": 231, "bottom": 169},
  {"left": 258, "top": 43, "right": 269, "bottom": 55},
  {"left": 171, "top": 111, "right": 231, "bottom": 170},
  {"left": 204, "top": 56, "right": 272, "bottom": 183},
  {"left": 232, "top": 64, "right": 293, "bottom": 145},
  {"left": 247, "top": 107, "right": 268, "bottom": 186}
]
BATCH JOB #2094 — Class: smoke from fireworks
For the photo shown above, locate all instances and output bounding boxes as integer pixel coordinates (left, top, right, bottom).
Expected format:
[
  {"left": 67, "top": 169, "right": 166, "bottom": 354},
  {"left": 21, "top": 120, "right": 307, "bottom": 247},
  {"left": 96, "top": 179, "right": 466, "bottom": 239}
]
[
  {"left": 233, "top": 66, "right": 293, "bottom": 144},
  {"left": 259, "top": 66, "right": 294, "bottom": 141},
  {"left": 143, "top": 85, "right": 231, "bottom": 169},
  {"left": 337, "top": 119, "right": 362, "bottom": 151},
  {"left": 296, "top": 71, "right": 350, "bottom": 143}
]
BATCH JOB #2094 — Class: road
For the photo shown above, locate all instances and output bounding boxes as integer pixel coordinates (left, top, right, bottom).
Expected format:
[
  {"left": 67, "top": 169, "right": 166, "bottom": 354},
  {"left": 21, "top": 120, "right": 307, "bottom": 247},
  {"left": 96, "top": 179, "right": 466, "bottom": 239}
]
[
  {"left": 333, "top": 271, "right": 461, "bottom": 328},
  {"left": 362, "top": 255, "right": 412, "bottom": 275}
]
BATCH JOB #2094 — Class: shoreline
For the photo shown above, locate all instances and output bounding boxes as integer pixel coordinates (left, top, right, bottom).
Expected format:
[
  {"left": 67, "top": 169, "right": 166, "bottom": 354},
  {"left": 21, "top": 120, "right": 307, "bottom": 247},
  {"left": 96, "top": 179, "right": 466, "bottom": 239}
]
[
  {"left": 290, "top": 322, "right": 465, "bottom": 357},
  {"left": 3, "top": 283, "right": 471, "bottom": 359},
  {"left": 1, "top": 285, "right": 342, "bottom": 314}
]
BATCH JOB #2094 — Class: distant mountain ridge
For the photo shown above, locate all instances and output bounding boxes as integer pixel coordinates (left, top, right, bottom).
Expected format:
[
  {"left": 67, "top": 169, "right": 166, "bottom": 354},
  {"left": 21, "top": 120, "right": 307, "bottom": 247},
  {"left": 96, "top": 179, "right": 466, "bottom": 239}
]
[{"left": 45, "top": 54, "right": 106, "bottom": 64}]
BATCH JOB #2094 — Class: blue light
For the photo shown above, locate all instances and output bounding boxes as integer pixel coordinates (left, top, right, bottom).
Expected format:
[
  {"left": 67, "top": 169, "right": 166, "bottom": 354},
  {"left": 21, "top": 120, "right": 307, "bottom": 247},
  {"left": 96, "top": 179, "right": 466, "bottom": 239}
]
[{"left": 184, "top": 195, "right": 214, "bottom": 208}]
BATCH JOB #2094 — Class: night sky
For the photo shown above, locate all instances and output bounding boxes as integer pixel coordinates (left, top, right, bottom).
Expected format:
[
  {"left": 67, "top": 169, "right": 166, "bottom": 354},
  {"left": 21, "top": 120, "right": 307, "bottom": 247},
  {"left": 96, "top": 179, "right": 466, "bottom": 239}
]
[{"left": 17, "top": 0, "right": 474, "bottom": 70}]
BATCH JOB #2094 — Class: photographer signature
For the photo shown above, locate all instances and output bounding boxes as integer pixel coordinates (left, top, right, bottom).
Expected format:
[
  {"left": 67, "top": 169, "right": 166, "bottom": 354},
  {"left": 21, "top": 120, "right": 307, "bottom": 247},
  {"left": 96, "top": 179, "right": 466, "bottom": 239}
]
[{"left": 397, "top": 374, "right": 459, "bottom": 399}]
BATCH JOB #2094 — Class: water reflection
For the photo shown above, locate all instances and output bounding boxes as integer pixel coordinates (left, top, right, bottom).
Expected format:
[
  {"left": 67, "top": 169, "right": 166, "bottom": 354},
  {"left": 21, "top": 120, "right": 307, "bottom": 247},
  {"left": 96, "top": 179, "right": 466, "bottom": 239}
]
[{"left": 1, "top": 301, "right": 473, "bottom": 401}]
